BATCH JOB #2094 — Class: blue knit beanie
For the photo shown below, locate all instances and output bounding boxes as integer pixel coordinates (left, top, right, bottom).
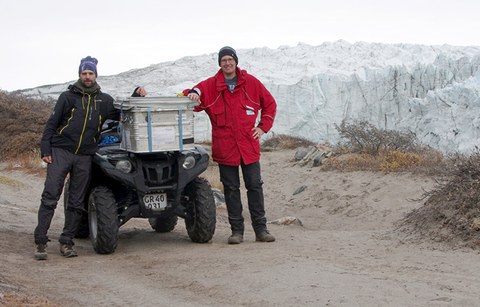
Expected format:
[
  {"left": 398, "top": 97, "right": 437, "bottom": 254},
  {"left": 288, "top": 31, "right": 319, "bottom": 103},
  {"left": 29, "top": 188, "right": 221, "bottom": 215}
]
[{"left": 78, "top": 56, "right": 98, "bottom": 76}]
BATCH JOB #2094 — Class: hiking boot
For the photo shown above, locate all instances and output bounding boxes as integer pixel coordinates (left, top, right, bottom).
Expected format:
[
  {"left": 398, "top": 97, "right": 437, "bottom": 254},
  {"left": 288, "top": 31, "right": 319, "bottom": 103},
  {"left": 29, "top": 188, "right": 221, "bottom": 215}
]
[
  {"left": 60, "top": 243, "right": 78, "bottom": 258},
  {"left": 256, "top": 230, "right": 276, "bottom": 242},
  {"left": 227, "top": 233, "right": 244, "bottom": 244},
  {"left": 34, "top": 244, "right": 48, "bottom": 260}
]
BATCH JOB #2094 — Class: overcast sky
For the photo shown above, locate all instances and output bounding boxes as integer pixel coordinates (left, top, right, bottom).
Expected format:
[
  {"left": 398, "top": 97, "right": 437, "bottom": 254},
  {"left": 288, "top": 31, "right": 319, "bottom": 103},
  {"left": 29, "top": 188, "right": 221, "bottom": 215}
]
[{"left": 1, "top": 0, "right": 479, "bottom": 91}]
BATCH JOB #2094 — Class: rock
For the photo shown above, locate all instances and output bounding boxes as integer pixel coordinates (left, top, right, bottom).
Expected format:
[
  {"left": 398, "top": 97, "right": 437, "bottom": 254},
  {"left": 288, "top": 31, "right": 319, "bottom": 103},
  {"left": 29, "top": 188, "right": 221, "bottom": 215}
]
[
  {"left": 294, "top": 144, "right": 333, "bottom": 167},
  {"left": 469, "top": 218, "right": 480, "bottom": 231},
  {"left": 212, "top": 188, "right": 225, "bottom": 207},
  {"left": 293, "top": 185, "right": 307, "bottom": 195},
  {"left": 294, "top": 147, "right": 310, "bottom": 161},
  {"left": 268, "top": 216, "right": 303, "bottom": 226},
  {"left": 312, "top": 153, "right": 324, "bottom": 167}
]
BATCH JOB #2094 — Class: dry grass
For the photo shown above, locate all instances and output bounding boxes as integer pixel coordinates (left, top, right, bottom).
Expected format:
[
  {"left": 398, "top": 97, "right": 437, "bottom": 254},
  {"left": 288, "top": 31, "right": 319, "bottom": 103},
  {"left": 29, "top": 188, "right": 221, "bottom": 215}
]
[
  {"left": 0, "top": 175, "right": 25, "bottom": 187},
  {"left": 321, "top": 148, "right": 446, "bottom": 175},
  {"left": 319, "top": 120, "right": 448, "bottom": 176},
  {"left": 0, "top": 90, "right": 53, "bottom": 161},
  {"left": 5, "top": 152, "right": 45, "bottom": 171},
  {"left": 335, "top": 120, "right": 420, "bottom": 155},
  {"left": 261, "top": 133, "right": 315, "bottom": 151},
  {"left": 398, "top": 150, "right": 480, "bottom": 248},
  {"left": 0, "top": 292, "right": 60, "bottom": 307}
]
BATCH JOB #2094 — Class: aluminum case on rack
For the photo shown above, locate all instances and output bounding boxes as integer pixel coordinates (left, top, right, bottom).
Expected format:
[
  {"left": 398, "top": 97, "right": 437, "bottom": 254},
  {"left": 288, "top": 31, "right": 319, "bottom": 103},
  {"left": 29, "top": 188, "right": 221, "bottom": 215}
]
[{"left": 115, "top": 96, "right": 197, "bottom": 153}]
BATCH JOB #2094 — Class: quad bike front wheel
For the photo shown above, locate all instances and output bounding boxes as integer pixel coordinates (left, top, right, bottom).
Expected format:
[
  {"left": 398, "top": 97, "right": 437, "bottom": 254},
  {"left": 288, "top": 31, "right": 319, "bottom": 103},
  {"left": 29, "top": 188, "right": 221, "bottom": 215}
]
[
  {"left": 88, "top": 186, "right": 119, "bottom": 254},
  {"left": 183, "top": 177, "right": 216, "bottom": 243}
]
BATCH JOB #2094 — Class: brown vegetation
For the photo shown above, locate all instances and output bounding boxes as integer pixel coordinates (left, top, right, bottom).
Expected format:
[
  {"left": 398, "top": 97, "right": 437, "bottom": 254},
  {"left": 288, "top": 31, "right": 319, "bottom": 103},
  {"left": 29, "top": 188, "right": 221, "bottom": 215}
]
[
  {"left": 335, "top": 120, "right": 420, "bottom": 154},
  {"left": 0, "top": 90, "right": 53, "bottom": 162},
  {"left": 399, "top": 150, "right": 480, "bottom": 248},
  {"left": 0, "top": 292, "right": 59, "bottom": 307},
  {"left": 321, "top": 120, "right": 447, "bottom": 175},
  {"left": 261, "top": 133, "right": 315, "bottom": 150},
  {"left": 321, "top": 149, "right": 445, "bottom": 175}
]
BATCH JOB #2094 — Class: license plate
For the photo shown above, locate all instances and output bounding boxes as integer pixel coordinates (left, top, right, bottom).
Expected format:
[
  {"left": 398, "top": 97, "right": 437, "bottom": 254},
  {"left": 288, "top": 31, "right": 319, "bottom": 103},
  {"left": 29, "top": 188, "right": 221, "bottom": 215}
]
[{"left": 143, "top": 193, "right": 167, "bottom": 211}]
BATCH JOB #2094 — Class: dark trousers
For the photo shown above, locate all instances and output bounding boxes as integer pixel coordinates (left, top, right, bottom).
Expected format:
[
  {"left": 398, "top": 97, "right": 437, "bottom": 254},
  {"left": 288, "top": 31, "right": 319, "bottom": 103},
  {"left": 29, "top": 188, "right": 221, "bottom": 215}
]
[
  {"left": 34, "top": 147, "right": 92, "bottom": 245},
  {"left": 219, "top": 161, "right": 267, "bottom": 234}
]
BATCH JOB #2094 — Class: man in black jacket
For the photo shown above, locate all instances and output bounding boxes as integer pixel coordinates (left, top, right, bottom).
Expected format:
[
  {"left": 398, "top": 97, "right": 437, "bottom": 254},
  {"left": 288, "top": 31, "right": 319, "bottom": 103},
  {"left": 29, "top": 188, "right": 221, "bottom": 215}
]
[{"left": 34, "top": 56, "right": 120, "bottom": 260}]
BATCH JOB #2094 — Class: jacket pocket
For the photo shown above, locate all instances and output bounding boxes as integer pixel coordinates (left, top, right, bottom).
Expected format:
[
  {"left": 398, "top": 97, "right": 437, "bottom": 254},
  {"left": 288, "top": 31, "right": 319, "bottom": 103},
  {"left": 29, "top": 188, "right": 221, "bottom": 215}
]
[
  {"left": 211, "top": 103, "right": 226, "bottom": 127},
  {"left": 212, "top": 128, "right": 233, "bottom": 161},
  {"left": 240, "top": 101, "right": 260, "bottom": 127}
]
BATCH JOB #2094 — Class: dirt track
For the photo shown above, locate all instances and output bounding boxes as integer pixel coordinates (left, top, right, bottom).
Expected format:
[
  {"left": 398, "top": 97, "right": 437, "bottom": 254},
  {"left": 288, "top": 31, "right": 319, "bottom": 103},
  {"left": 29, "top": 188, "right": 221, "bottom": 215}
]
[{"left": 1, "top": 150, "right": 480, "bottom": 306}]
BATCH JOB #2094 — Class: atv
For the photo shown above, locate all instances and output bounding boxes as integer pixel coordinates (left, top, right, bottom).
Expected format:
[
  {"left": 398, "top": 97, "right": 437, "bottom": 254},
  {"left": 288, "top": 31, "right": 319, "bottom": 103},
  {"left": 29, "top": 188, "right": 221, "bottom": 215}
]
[{"left": 64, "top": 97, "right": 216, "bottom": 254}]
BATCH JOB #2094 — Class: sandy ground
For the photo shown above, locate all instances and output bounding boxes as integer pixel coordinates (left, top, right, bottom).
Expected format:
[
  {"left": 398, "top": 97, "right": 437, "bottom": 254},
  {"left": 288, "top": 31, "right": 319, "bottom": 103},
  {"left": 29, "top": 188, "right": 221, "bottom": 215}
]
[{"left": 1, "top": 149, "right": 480, "bottom": 306}]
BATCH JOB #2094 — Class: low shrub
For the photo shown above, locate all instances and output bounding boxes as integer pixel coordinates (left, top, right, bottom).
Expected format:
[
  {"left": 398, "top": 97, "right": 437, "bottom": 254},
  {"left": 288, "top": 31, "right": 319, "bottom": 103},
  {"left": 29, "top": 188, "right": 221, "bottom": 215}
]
[
  {"left": 400, "top": 149, "right": 480, "bottom": 248},
  {"left": 335, "top": 120, "right": 420, "bottom": 155},
  {"left": 0, "top": 90, "right": 53, "bottom": 161},
  {"left": 262, "top": 133, "right": 315, "bottom": 151}
]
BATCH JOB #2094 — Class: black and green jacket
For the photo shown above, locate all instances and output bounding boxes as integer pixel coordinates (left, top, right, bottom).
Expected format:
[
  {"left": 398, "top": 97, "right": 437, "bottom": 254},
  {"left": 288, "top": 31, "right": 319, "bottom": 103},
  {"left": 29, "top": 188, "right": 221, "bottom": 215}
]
[{"left": 40, "top": 81, "right": 120, "bottom": 156}]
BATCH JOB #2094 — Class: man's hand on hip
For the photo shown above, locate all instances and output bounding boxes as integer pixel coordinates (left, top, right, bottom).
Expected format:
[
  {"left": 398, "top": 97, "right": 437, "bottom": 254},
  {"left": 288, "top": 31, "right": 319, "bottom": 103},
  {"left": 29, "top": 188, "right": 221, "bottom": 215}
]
[{"left": 252, "top": 127, "right": 265, "bottom": 139}]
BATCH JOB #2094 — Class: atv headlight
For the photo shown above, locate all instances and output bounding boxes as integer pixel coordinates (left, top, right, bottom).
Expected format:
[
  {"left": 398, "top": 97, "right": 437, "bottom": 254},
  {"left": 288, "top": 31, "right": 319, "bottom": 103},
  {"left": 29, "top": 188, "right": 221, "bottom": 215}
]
[
  {"left": 182, "top": 155, "right": 196, "bottom": 170},
  {"left": 115, "top": 160, "right": 132, "bottom": 173}
]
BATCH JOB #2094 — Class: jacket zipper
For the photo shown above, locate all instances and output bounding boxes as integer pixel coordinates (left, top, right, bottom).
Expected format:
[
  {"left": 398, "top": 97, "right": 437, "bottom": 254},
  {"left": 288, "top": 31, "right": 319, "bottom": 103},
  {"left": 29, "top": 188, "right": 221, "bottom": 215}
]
[
  {"left": 59, "top": 109, "right": 75, "bottom": 134},
  {"left": 75, "top": 94, "right": 91, "bottom": 154}
]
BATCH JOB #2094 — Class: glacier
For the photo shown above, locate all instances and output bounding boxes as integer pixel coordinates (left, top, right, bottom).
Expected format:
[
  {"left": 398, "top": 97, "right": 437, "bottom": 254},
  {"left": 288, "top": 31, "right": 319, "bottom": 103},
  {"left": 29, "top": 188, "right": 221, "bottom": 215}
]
[{"left": 20, "top": 40, "right": 480, "bottom": 153}]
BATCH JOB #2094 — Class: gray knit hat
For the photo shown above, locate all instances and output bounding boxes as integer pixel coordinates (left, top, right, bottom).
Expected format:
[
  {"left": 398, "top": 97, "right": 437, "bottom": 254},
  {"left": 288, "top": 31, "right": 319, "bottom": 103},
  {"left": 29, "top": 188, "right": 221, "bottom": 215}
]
[{"left": 218, "top": 46, "right": 238, "bottom": 66}]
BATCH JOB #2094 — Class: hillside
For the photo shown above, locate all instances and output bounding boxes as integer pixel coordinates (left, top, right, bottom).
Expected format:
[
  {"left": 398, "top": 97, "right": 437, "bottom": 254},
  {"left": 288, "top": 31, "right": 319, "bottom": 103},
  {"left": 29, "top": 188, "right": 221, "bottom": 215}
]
[{"left": 18, "top": 41, "right": 480, "bottom": 153}]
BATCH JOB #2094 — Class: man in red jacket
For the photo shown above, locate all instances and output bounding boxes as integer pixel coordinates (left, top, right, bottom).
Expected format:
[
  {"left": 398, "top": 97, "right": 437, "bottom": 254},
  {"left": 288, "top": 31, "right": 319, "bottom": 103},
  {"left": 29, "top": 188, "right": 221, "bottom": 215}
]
[{"left": 184, "top": 46, "right": 277, "bottom": 244}]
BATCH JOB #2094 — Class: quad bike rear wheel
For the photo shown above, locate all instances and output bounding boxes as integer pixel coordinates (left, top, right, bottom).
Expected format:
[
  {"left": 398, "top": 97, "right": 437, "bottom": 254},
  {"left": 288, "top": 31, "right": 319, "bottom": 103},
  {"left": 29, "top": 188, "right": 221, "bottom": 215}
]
[{"left": 149, "top": 214, "right": 178, "bottom": 233}]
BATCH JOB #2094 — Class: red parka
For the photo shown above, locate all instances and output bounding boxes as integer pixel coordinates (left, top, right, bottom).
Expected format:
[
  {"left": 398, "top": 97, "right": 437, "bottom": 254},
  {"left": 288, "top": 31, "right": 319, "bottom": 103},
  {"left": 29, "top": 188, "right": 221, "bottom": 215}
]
[{"left": 184, "top": 67, "right": 276, "bottom": 166}]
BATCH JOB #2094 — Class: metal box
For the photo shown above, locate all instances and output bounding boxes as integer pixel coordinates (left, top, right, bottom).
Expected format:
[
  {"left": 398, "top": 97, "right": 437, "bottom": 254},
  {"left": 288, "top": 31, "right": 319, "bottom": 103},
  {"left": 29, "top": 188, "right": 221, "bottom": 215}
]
[{"left": 115, "top": 96, "right": 197, "bottom": 153}]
